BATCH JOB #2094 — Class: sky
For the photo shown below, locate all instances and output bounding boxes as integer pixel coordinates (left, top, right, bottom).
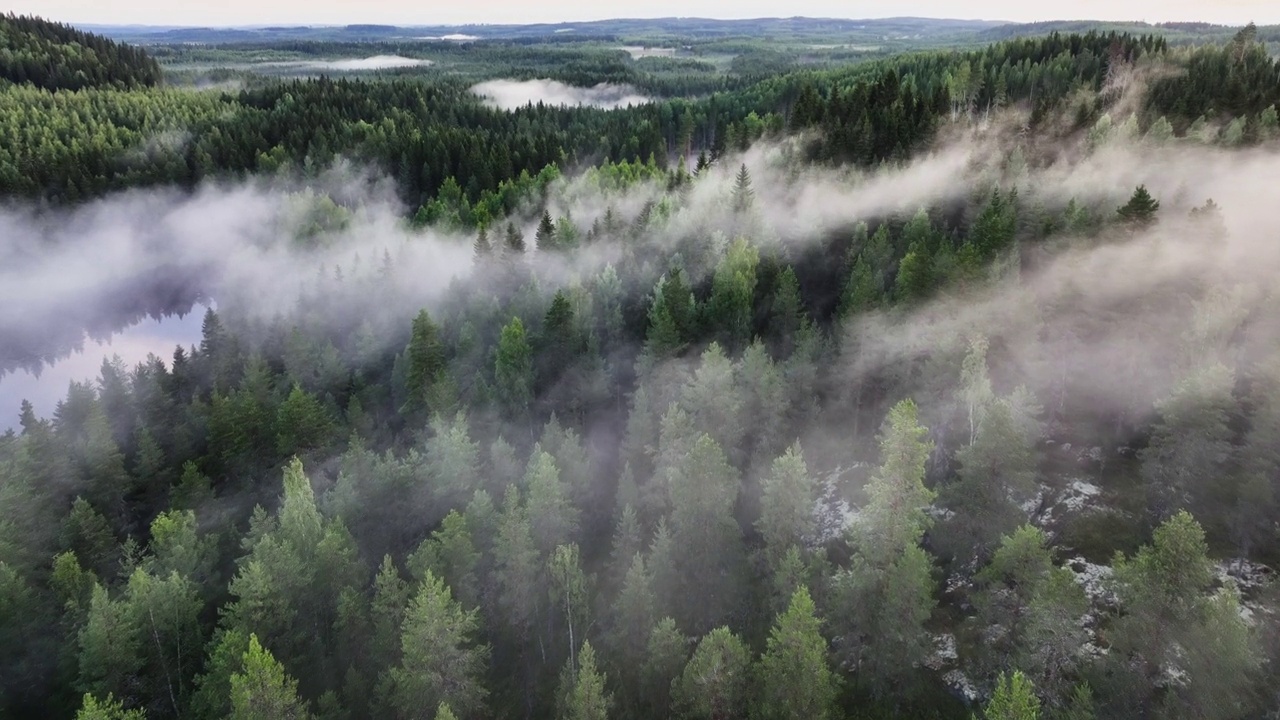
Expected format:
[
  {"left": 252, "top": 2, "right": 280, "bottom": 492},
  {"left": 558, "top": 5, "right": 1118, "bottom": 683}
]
[{"left": 10, "top": 0, "right": 1278, "bottom": 27}]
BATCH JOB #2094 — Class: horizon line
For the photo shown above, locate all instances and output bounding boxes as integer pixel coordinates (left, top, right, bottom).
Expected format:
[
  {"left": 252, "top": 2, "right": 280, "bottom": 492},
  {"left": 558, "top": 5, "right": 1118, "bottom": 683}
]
[{"left": 52, "top": 15, "right": 1261, "bottom": 32}]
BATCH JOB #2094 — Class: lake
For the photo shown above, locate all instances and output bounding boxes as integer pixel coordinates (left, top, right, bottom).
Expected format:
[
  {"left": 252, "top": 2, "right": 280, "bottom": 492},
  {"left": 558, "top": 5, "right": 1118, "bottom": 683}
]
[{"left": 0, "top": 305, "right": 210, "bottom": 430}]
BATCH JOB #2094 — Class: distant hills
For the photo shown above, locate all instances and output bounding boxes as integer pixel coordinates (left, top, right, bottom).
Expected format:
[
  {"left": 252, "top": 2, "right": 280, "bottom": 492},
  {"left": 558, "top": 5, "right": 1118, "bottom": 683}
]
[
  {"left": 73, "top": 16, "right": 1280, "bottom": 50},
  {"left": 75, "top": 17, "right": 1011, "bottom": 45}
]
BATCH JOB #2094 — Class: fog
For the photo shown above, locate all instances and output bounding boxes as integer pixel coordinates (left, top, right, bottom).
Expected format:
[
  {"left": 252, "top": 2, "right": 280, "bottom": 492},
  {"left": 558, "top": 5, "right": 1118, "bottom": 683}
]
[
  {"left": 0, "top": 166, "right": 470, "bottom": 379},
  {"left": 416, "top": 34, "right": 480, "bottom": 41},
  {"left": 620, "top": 46, "right": 677, "bottom": 59},
  {"left": 471, "top": 79, "right": 652, "bottom": 110},
  {"left": 5, "top": 117, "right": 1280, "bottom": 445},
  {"left": 261, "top": 55, "right": 433, "bottom": 72}
]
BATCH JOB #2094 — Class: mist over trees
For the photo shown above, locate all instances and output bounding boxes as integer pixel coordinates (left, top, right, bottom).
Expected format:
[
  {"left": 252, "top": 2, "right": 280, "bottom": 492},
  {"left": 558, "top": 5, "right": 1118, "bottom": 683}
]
[{"left": 4, "top": 11, "right": 1280, "bottom": 720}]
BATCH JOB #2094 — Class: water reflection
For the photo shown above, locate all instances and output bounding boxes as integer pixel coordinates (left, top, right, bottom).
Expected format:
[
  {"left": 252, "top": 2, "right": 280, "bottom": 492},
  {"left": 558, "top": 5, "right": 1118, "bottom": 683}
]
[{"left": 0, "top": 305, "right": 211, "bottom": 429}]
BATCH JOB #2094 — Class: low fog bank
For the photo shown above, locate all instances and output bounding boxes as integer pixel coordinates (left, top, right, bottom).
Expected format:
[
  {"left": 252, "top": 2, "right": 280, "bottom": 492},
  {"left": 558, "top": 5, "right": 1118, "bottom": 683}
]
[
  {"left": 835, "top": 140, "right": 1280, "bottom": 446},
  {"left": 5, "top": 119, "right": 1280, "bottom": 439},
  {"left": 260, "top": 56, "right": 433, "bottom": 72},
  {"left": 0, "top": 167, "right": 471, "bottom": 379},
  {"left": 471, "top": 79, "right": 652, "bottom": 110}
]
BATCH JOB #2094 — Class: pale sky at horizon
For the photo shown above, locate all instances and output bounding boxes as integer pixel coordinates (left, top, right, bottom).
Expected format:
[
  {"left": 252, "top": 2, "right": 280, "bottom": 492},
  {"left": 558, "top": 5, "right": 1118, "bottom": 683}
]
[{"left": 8, "top": 0, "right": 1280, "bottom": 28}]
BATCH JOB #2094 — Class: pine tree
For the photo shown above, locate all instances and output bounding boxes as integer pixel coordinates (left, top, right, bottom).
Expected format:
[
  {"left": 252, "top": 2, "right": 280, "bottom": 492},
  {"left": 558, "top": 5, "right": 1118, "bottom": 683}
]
[
  {"left": 1108, "top": 511, "right": 1260, "bottom": 717},
  {"left": 858, "top": 400, "right": 936, "bottom": 563},
  {"left": 838, "top": 255, "right": 880, "bottom": 319},
  {"left": 769, "top": 266, "right": 806, "bottom": 355},
  {"left": 829, "top": 400, "right": 937, "bottom": 697},
  {"left": 942, "top": 394, "right": 1041, "bottom": 561},
  {"left": 973, "top": 527, "right": 1086, "bottom": 703},
  {"left": 1140, "top": 363, "right": 1235, "bottom": 524},
  {"left": 667, "top": 434, "right": 746, "bottom": 633},
  {"left": 979, "top": 671, "right": 1040, "bottom": 720},
  {"left": 642, "top": 618, "right": 688, "bottom": 717},
  {"left": 404, "top": 309, "right": 446, "bottom": 415},
  {"left": 1117, "top": 185, "right": 1160, "bottom": 227},
  {"left": 610, "top": 552, "right": 656, "bottom": 662},
  {"left": 894, "top": 249, "right": 933, "bottom": 303},
  {"left": 646, "top": 268, "right": 697, "bottom": 357},
  {"left": 388, "top": 570, "right": 489, "bottom": 719},
  {"left": 1260, "top": 105, "right": 1279, "bottom": 142},
  {"left": 369, "top": 555, "right": 411, "bottom": 669},
  {"left": 673, "top": 627, "right": 751, "bottom": 720},
  {"left": 75, "top": 693, "right": 146, "bottom": 720},
  {"left": 756, "top": 444, "right": 819, "bottom": 569},
  {"left": 495, "top": 317, "right": 534, "bottom": 414},
  {"left": 77, "top": 583, "right": 142, "bottom": 702},
  {"left": 561, "top": 640, "right": 611, "bottom": 720},
  {"left": 754, "top": 587, "right": 838, "bottom": 720},
  {"left": 229, "top": 634, "right": 310, "bottom": 720},
  {"left": 494, "top": 487, "right": 539, "bottom": 638},
  {"left": 525, "top": 449, "right": 578, "bottom": 554},
  {"left": 707, "top": 238, "right": 759, "bottom": 351},
  {"left": 275, "top": 384, "right": 334, "bottom": 455},
  {"left": 1145, "top": 116, "right": 1175, "bottom": 145}
]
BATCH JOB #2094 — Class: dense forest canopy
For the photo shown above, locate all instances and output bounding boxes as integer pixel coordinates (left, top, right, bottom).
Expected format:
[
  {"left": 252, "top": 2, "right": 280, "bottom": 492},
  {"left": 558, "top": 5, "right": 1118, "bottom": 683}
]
[
  {"left": 0, "top": 13, "right": 162, "bottom": 90},
  {"left": 4, "top": 12, "right": 1280, "bottom": 720}
]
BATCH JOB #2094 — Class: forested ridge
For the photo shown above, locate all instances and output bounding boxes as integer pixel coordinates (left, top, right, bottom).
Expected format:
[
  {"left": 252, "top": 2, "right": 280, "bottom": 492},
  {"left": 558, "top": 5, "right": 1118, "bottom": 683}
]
[
  {"left": 4, "top": 14, "right": 1280, "bottom": 720},
  {"left": 0, "top": 14, "right": 162, "bottom": 91}
]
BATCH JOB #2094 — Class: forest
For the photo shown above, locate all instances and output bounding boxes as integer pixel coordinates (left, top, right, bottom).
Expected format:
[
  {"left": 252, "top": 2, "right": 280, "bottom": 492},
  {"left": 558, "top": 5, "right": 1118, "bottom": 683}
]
[{"left": 4, "top": 11, "right": 1280, "bottom": 720}]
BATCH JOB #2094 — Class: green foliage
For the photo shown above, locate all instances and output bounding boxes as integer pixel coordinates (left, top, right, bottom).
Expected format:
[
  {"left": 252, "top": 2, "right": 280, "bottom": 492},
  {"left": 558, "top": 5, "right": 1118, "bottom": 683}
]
[
  {"left": 77, "top": 583, "right": 141, "bottom": 702},
  {"left": 8, "top": 21, "right": 1280, "bottom": 720},
  {"left": 829, "top": 400, "right": 937, "bottom": 697},
  {"left": 973, "top": 527, "right": 1087, "bottom": 704},
  {"left": 1116, "top": 185, "right": 1160, "bottom": 227},
  {"left": 387, "top": 570, "right": 489, "bottom": 719},
  {"left": 229, "top": 634, "right": 311, "bottom": 720},
  {"left": 1140, "top": 363, "right": 1235, "bottom": 523},
  {"left": 858, "top": 400, "right": 936, "bottom": 563},
  {"left": 732, "top": 164, "right": 755, "bottom": 212},
  {"left": 673, "top": 627, "right": 752, "bottom": 720},
  {"left": 754, "top": 587, "right": 838, "bottom": 720},
  {"left": 404, "top": 310, "right": 447, "bottom": 415},
  {"left": 0, "top": 14, "right": 161, "bottom": 90},
  {"left": 75, "top": 693, "right": 146, "bottom": 720},
  {"left": 1107, "top": 511, "right": 1261, "bottom": 718},
  {"left": 979, "top": 671, "right": 1040, "bottom": 720},
  {"left": 495, "top": 317, "right": 534, "bottom": 413},
  {"left": 757, "top": 444, "right": 819, "bottom": 568},
  {"left": 561, "top": 640, "right": 611, "bottom": 720},
  {"left": 707, "top": 238, "right": 761, "bottom": 350},
  {"left": 276, "top": 385, "right": 335, "bottom": 456}
]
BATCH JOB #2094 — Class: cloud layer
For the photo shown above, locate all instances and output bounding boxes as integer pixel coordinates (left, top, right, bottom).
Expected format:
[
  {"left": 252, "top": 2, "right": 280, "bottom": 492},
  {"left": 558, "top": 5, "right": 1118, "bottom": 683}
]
[{"left": 471, "top": 79, "right": 652, "bottom": 110}]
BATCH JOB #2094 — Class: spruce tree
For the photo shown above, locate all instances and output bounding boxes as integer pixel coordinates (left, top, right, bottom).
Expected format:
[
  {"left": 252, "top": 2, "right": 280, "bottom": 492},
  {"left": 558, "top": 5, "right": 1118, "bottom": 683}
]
[
  {"left": 536, "top": 210, "right": 557, "bottom": 252},
  {"left": 473, "top": 225, "right": 492, "bottom": 261},
  {"left": 732, "top": 163, "right": 754, "bottom": 211}
]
